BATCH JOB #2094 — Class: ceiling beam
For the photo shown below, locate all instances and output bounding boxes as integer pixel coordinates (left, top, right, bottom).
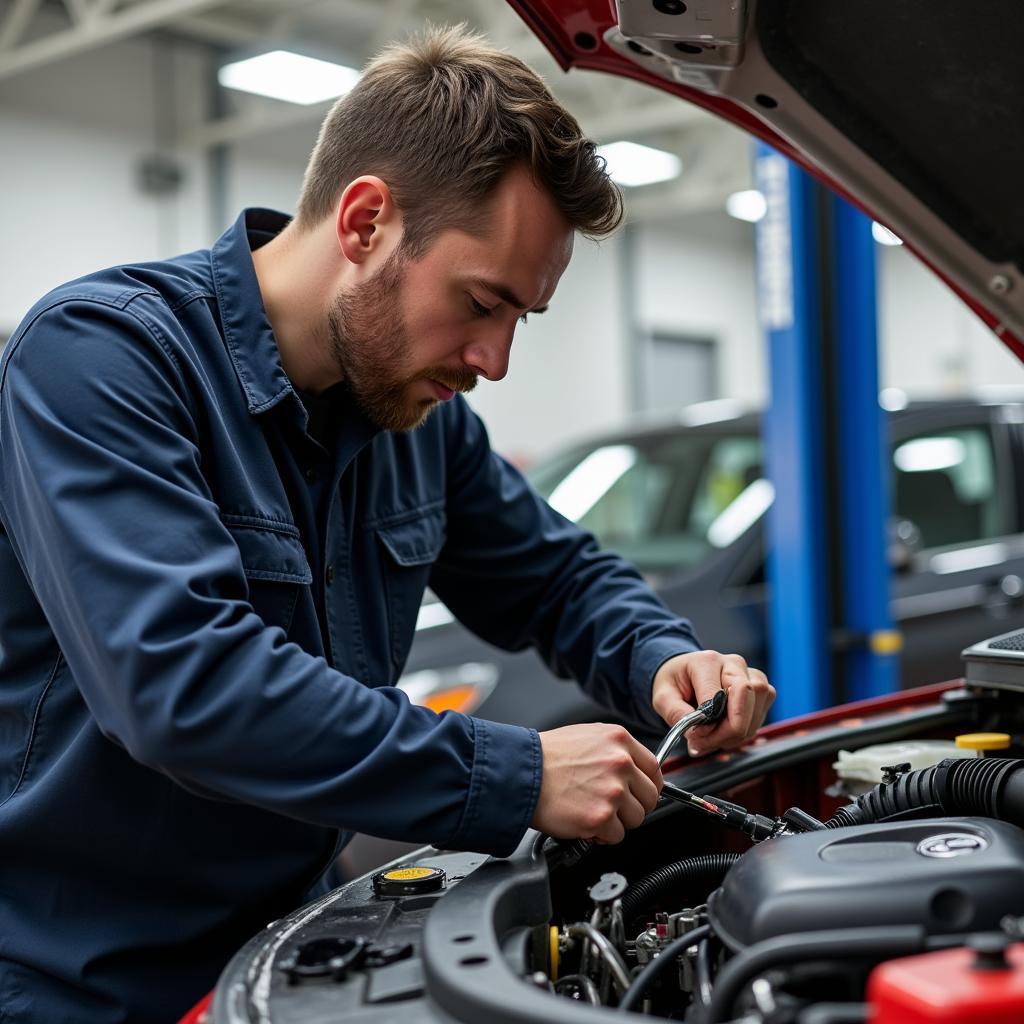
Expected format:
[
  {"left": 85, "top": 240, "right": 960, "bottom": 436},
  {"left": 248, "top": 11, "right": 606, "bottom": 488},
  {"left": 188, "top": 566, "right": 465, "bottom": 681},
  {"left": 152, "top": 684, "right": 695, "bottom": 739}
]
[
  {"left": 62, "top": 0, "right": 90, "bottom": 27},
  {"left": 0, "top": 0, "right": 42, "bottom": 52},
  {"left": 0, "top": 0, "right": 225, "bottom": 81}
]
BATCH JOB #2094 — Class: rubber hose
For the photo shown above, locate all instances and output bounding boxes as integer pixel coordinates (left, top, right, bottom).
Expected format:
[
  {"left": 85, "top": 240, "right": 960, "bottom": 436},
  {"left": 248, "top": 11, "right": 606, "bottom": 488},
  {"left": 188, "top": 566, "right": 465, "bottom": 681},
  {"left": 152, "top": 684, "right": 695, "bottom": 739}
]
[
  {"left": 796, "top": 1004, "right": 868, "bottom": 1024},
  {"left": 620, "top": 854, "right": 740, "bottom": 927},
  {"left": 618, "top": 923, "right": 712, "bottom": 1013},
  {"left": 825, "top": 757, "right": 1024, "bottom": 830},
  {"left": 699, "top": 925, "right": 925, "bottom": 1024}
]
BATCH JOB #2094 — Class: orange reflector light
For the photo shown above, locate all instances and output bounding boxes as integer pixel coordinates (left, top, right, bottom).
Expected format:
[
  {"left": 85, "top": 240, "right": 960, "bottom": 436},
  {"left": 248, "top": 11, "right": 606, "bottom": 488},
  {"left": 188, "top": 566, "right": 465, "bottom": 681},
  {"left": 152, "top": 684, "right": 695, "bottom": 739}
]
[{"left": 422, "top": 684, "right": 484, "bottom": 715}]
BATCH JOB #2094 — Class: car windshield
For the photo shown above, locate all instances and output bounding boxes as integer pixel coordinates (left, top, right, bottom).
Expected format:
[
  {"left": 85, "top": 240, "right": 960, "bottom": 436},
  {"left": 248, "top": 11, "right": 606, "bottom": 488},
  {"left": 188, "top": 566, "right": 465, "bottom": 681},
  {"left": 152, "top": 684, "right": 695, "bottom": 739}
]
[{"left": 526, "top": 430, "right": 767, "bottom": 575}]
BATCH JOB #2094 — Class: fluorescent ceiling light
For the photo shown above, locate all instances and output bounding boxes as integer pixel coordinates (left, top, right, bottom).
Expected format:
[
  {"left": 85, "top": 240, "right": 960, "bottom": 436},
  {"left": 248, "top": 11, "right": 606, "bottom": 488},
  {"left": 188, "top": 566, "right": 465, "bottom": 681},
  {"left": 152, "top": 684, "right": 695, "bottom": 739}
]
[
  {"left": 548, "top": 445, "right": 637, "bottom": 521},
  {"left": 872, "top": 222, "right": 903, "bottom": 246},
  {"left": 219, "top": 50, "right": 360, "bottom": 105},
  {"left": 597, "top": 141, "right": 682, "bottom": 188},
  {"left": 726, "top": 189, "right": 767, "bottom": 223}
]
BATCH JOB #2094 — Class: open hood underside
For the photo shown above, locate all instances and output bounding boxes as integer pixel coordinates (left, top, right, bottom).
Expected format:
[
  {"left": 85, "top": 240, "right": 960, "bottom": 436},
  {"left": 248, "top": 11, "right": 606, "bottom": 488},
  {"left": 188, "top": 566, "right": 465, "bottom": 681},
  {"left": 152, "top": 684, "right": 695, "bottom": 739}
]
[{"left": 509, "top": 0, "right": 1024, "bottom": 359}]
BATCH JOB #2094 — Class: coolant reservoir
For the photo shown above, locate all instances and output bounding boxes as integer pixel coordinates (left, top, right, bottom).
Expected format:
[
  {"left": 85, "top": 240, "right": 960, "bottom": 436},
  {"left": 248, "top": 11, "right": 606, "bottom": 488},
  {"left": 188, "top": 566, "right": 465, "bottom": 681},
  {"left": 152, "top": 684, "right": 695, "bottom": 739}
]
[{"left": 834, "top": 740, "right": 978, "bottom": 787}]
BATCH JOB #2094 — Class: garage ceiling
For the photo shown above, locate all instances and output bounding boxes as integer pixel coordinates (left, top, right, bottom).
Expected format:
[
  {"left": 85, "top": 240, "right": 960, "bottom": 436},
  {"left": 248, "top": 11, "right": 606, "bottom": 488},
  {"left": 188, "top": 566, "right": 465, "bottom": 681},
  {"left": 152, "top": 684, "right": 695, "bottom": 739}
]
[{"left": 0, "top": 0, "right": 755, "bottom": 222}]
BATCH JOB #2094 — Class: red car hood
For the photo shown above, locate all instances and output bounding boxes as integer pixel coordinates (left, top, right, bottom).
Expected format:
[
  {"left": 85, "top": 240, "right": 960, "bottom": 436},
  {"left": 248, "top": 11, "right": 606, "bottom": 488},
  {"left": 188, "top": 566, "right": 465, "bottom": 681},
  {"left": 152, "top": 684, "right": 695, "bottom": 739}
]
[{"left": 508, "top": 0, "right": 1024, "bottom": 361}]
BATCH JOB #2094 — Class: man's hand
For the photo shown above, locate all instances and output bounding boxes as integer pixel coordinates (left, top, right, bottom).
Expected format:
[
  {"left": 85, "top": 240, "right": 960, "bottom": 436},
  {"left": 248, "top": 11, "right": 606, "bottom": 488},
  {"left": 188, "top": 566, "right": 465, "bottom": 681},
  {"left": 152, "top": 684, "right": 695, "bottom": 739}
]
[
  {"left": 652, "top": 651, "right": 775, "bottom": 757},
  {"left": 530, "top": 724, "right": 662, "bottom": 844}
]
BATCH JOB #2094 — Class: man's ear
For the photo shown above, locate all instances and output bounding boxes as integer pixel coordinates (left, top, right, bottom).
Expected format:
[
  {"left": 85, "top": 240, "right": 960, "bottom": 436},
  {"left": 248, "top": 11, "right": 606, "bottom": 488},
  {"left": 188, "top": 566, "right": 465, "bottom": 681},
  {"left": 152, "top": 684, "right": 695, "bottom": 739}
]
[{"left": 335, "top": 176, "right": 400, "bottom": 265}]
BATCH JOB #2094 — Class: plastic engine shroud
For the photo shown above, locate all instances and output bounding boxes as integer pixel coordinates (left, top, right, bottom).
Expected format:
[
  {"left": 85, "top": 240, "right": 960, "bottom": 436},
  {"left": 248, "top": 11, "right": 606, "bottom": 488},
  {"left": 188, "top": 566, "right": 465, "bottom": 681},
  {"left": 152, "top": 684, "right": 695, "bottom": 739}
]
[{"left": 708, "top": 817, "right": 1024, "bottom": 950}]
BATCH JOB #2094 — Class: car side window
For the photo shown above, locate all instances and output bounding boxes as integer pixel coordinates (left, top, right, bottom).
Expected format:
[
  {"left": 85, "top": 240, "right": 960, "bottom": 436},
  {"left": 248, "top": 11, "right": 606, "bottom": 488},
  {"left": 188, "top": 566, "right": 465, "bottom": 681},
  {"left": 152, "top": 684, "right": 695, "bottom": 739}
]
[
  {"left": 685, "top": 437, "right": 765, "bottom": 541},
  {"left": 892, "top": 426, "right": 1004, "bottom": 550},
  {"left": 541, "top": 444, "right": 674, "bottom": 544},
  {"left": 533, "top": 433, "right": 764, "bottom": 574}
]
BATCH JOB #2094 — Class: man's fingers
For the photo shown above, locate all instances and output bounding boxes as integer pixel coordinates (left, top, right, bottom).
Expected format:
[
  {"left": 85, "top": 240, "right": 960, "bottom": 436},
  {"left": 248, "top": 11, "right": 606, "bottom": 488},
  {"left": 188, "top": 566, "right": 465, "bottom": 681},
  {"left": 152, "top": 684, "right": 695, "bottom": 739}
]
[
  {"left": 629, "top": 767, "right": 661, "bottom": 815},
  {"left": 652, "top": 689, "right": 695, "bottom": 728},
  {"left": 532, "top": 723, "right": 667, "bottom": 845},
  {"left": 626, "top": 732, "right": 663, "bottom": 789},
  {"left": 652, "top": 651, "right": 776, "bottom": 758},
  {"left": 619, "top": 791, "right": 649, "bottom": 832},
  {"left": 686, "top": 650, "right": 729, "bottom": 707},
  {"left": 683, "top": 653, "right": 736, "bottom": 743},
  {"left": 593, "top": 818, "right": 626, "bottom": 845},
  {"left": 691, "top": 663, "right": 774, "bottom": 754},
  {"left": 749, "top": 670, "right": 776, "bottom": 739},
  {"left": 727, "top": 671, "right": 756, "bottom": 739}
]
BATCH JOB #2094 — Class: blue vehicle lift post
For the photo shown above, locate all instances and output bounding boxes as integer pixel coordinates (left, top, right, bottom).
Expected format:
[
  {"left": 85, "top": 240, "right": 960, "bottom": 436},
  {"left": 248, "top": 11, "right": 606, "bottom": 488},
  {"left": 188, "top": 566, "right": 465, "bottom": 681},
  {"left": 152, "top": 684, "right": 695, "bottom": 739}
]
[
  {"left": 754, "top": 143, "right": 899, "bottom": 718},
  {"left": 830, "top": 196, "right": 902, "bottom": 702}
]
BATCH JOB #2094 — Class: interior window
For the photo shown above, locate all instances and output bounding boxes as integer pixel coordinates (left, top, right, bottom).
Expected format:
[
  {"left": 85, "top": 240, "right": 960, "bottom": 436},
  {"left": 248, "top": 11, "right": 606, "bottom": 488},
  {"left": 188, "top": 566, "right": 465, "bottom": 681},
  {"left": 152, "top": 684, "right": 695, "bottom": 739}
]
[{"left": 892, "top": 426, "right": 1002, "bottom": 549}]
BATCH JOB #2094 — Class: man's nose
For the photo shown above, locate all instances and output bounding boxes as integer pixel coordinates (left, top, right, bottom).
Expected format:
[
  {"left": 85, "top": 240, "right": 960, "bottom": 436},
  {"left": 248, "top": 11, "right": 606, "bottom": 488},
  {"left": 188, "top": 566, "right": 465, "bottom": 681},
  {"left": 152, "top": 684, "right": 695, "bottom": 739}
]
[{"left": 462, "top": 326, "right": 514, "bottom": 382}]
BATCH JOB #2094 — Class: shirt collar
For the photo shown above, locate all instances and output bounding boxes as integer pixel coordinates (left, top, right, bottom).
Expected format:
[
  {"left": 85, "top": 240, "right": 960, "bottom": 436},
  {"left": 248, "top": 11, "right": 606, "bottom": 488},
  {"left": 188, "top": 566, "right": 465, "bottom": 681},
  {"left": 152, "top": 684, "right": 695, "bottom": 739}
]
[{"left": 210, "top": 208, "right": 295, "bottom": 416}]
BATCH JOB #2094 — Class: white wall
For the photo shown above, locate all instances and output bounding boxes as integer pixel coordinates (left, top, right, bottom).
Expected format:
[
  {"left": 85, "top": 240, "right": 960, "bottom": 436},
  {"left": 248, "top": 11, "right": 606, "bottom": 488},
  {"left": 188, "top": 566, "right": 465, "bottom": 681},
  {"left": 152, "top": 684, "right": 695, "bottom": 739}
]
[
  {"left": 0, "top": 36, "right": 210, "bottom": 330},
  {"left": 4, "top": 33, "right": 1023, "bottom": 467},
  {"left": 634, "top": 216, "right": 764, "bottom": 408},
  {"left": 226, "top": 136, "right": 307, "bottom": 231},
  {"left": 877, "top": 243, "right": 1024, "bottom": 396},
  {"left": 467, "top": 234, "right": 629, "bottom": 463}
]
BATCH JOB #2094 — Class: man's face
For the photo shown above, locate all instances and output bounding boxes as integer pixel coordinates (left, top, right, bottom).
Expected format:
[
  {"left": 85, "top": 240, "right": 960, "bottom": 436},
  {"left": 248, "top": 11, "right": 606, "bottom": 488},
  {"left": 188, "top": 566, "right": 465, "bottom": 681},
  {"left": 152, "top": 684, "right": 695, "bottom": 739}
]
[{"left": 327, "top": 166, "right": 574, "bottom": 432}]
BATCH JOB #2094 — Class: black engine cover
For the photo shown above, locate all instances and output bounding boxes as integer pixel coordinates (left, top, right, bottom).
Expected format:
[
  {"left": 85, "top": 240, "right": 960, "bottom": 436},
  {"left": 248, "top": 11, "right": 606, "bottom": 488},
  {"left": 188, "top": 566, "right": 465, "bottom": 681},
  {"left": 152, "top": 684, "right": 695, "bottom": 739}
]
[{"left": 708, "top": 817, "right": 1024, "bottom": 950}]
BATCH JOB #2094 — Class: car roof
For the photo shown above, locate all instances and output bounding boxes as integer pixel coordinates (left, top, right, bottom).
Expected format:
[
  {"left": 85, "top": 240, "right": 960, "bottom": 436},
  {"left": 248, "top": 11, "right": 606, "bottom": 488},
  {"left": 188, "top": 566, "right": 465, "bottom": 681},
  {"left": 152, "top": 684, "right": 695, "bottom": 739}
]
[{"left": 544, "top": 397, "right": 1024, "bottom": 453}]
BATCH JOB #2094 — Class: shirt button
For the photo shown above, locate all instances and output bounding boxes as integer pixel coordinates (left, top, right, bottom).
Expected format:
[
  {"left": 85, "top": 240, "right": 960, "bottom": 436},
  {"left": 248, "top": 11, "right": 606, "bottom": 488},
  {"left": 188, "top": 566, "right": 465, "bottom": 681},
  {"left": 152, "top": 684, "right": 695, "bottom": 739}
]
[
  {"left": 325, "top": 565, "right": 335, "bottom": 586},
  {"left": 304, "top": 467, "right": 317, "bottom": 483}
]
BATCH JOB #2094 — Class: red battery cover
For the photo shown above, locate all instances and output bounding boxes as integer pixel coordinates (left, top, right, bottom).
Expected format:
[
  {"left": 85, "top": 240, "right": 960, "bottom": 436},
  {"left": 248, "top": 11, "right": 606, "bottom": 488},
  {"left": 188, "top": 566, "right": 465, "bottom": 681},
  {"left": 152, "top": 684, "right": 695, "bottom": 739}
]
[{"left": 868, "top": 943, "right": 1024, "bottom": 1024}]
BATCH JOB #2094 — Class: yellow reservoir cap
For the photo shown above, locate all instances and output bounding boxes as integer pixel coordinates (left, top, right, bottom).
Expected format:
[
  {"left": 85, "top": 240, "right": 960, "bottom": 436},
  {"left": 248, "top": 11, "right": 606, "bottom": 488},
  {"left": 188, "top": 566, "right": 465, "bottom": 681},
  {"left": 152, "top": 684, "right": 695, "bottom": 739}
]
[
  {"left": 955, "top": 732, "right": 1011, "bottom": 751},
  {"left": 549, "top": 926, "right": 560, "bottom": 981},
  {"left": 372, "top": 864, "right": 446, "bottom": 898},
  {"left": 383, "top": 867, "right": 437, "bottom": 881}
]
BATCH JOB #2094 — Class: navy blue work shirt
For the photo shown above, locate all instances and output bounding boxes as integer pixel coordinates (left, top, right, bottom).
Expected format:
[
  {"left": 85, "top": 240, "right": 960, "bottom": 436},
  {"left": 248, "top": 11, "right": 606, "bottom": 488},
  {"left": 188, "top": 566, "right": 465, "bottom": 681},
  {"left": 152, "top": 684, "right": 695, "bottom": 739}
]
[{"left": 0, "top": 209, "right": 700, "bottom": 1023}]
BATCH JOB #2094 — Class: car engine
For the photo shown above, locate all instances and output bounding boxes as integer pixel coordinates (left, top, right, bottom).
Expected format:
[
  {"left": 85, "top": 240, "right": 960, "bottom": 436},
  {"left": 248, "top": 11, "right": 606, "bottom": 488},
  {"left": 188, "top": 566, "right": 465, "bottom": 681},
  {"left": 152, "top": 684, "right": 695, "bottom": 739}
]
[
  {"left": 534, "top": 631, "right": 1024, "bottom": 1022},
  {"left": 206, "top": 629, "right": 1024, "bottom": 1024},
  {"left": 546, "top": 801, "right": 1024, "bottom": 1022}
]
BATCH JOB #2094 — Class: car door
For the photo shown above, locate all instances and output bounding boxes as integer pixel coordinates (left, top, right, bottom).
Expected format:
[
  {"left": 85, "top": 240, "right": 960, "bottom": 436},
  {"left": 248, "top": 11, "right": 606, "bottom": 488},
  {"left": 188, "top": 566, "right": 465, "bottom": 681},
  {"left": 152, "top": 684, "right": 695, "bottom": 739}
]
[{"left": 891, "top": 405, "right": 1024, "bottom": 686}]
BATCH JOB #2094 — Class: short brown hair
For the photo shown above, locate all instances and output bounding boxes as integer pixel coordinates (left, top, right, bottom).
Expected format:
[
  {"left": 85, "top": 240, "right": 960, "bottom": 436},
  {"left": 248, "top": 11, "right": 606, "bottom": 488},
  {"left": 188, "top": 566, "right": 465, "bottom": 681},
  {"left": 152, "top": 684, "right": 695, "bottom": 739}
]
[{"left": 294, "top": 24, "right": 622, "bottom": 254}]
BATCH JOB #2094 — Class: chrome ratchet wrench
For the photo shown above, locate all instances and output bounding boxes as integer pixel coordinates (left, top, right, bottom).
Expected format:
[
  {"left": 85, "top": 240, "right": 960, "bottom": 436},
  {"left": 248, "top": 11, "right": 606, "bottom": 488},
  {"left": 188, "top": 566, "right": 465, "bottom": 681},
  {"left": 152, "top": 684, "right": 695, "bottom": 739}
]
[{"left": 655, "top": 688, "right": 727, "bottom": 767}]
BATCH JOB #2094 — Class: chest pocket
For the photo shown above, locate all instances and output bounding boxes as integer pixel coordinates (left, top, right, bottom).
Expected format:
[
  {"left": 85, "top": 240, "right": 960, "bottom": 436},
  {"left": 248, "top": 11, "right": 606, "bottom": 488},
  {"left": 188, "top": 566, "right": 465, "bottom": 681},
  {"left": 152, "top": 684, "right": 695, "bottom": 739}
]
[
  {"left": 376, "top": 509, "right": 447, "bottom": 675},
  {"left": 224, "top": 517, "right": 312, "bottom": 635}
]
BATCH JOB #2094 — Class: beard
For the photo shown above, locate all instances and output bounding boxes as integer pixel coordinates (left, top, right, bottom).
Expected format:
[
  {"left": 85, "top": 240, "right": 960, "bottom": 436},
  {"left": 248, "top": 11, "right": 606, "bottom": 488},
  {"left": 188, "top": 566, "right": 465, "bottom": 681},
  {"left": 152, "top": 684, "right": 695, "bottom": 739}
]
[{"left": 326, "top": 250, "right": 477, "bottom": 432}]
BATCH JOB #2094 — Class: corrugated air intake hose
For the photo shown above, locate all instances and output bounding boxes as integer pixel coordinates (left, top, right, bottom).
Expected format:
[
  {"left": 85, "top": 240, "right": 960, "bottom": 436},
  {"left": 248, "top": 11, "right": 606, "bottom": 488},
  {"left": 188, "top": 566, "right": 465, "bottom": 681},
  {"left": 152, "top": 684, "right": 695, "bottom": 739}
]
[{"left": 825, "top": 757, "right": 1024, "bottom": 829}]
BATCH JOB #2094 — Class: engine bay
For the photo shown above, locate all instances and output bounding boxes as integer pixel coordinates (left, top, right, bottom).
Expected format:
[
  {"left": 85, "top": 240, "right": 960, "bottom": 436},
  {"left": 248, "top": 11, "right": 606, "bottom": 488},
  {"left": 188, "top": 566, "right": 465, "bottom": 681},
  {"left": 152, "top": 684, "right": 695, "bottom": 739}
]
[
  {"left": 209, "top": 629, "right": 1024, "bottom": 1024},
  {"left": 540, "top": 690, "right": 1024, "bottom": 1022}
]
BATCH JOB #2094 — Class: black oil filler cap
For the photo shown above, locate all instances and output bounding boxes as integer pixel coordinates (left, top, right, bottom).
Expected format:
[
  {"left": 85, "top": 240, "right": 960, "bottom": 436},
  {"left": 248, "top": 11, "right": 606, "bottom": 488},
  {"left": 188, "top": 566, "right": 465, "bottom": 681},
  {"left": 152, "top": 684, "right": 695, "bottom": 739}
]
[{"left": 373, "top": 865, "right": 446, "bottom": 898}]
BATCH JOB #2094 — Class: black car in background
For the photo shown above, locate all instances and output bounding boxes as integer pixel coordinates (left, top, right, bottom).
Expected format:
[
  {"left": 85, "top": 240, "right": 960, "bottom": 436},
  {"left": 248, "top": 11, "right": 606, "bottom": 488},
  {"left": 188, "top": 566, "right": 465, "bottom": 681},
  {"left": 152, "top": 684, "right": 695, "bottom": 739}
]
[{"left": 400, "top": 397, "right": 1024, "bottom": 733}]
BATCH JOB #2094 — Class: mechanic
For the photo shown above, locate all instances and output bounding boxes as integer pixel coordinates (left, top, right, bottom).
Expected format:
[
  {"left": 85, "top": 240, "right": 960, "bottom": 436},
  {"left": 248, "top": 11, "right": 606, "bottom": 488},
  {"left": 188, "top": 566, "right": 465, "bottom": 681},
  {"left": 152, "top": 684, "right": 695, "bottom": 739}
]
[{"left": 0, "top": 25, "right": 774, "bottom": 1024}]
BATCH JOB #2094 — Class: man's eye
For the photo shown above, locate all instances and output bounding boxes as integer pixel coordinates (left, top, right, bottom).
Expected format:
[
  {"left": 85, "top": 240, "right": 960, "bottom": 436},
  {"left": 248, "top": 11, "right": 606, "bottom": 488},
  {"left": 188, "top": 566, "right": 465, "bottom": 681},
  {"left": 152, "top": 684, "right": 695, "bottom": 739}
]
[{"left": 469, "top": 297, "right": 493, "bottom": 318}]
